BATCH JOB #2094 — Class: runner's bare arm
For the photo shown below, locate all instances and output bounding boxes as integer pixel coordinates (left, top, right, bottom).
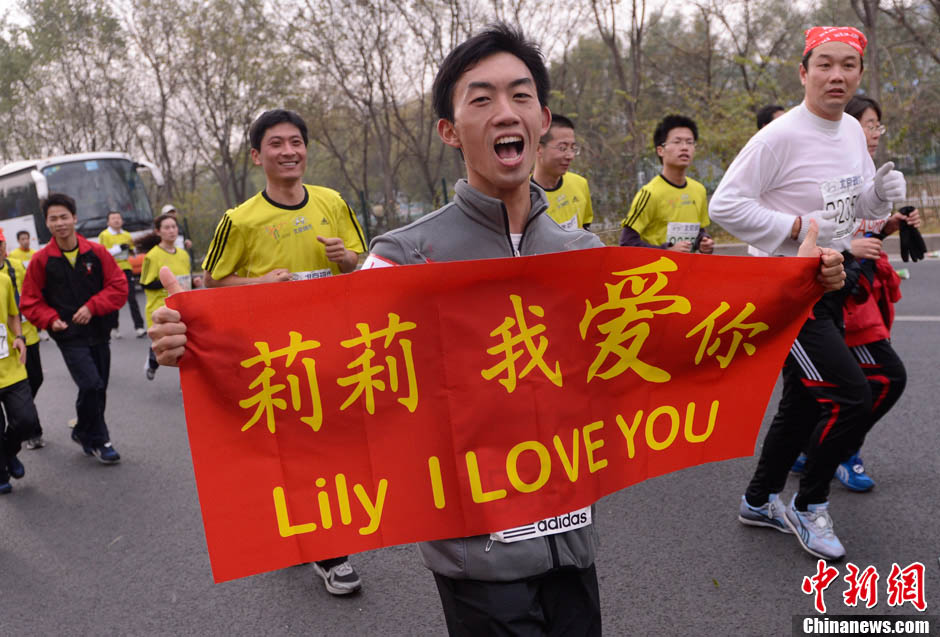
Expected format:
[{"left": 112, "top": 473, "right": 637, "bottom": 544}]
[
  {"left": 204, "top": 269, "right": 291, "bottom": 287},
  {"left": 317, "top": 236, "right": 358, "bottom": 273}
]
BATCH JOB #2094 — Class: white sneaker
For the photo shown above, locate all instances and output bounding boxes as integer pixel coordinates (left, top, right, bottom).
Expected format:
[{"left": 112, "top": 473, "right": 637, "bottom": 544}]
[
  {"left": 784, "top": 495, "right": 846, "bottom": 561},
  {"left": 111, "top": 328, "right": 122, "bottom": 339},
  {"left": 135, "top": 327, "right": 147, "bottom": 338},
  {"left": 40, "top": 331, "right": 50, "bottom": 341}
]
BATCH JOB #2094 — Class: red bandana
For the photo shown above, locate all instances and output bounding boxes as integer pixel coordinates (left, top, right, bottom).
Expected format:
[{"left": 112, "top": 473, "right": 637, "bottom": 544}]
[{"left": 803, "top": 26, "right": 867, "bottom": 57}]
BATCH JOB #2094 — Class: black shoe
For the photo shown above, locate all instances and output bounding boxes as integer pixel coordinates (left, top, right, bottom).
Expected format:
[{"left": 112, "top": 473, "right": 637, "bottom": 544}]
[
  {"left": 7, "top": 456, "right": 24, "bottom": 479},
  {"left": 71, "top": 431, "right": 93, "bottom": 456}
]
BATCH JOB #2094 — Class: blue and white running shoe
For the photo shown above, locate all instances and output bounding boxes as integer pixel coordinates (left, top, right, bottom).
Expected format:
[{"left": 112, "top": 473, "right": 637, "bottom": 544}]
[
  {"left": 738, "top": 493, "right": 792, "bottom": 533},
  {"left": 835, "top": 453, "right": 874, "bottom": 492},
  {"left": 784, "top": 495, "right": 845, "bottom": 561}
]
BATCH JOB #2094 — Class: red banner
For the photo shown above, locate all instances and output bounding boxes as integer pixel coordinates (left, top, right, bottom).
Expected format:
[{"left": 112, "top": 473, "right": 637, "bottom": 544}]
[{"left": 172, "top": 247, "right": 821, "bottom": 583}]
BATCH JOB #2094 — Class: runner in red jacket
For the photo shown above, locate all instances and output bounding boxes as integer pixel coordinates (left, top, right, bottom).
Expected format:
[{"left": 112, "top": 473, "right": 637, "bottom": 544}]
[{"left": 20, "top": 193, "right": 126, "bottom": 464}]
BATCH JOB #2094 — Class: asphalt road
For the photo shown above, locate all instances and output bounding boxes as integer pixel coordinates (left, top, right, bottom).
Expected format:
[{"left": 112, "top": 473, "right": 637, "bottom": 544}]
[{"left": 2, "top": 259, "right": 938, "bottom": 636}]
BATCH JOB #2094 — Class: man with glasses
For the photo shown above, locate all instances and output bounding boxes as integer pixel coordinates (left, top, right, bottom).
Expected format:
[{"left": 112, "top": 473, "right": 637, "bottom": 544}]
[
  {"left": 531, "top": 114, "right": 594, "bottom": 230},
  {"left": 619, "top": 114, "right": 714, "bottom": 253}
]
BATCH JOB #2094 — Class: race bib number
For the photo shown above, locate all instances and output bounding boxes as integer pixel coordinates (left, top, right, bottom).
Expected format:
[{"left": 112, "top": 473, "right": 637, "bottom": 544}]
[
  {"left": 176, "top": 274, "right": 192, "bottom": 291},
  {"left": 489, "top": 506, "right": 592, "bottom": 543},
  {"left": 115, "top": 246, "right": 130, "bottom": 261},
  {"left": 0, "top": 323, "right": 8, "bottom": 360},
  {"left": 666, "top": 222, "right": 700, "bottom": 247},
  {"left": 556, "top": 212, "right": 579, "bottom": 231},
  {"left": 291, "top": 269, "right": 332, "bottom": 281},
  {"left": 820, "top": 175, "right": 864, "bottom": 240}
]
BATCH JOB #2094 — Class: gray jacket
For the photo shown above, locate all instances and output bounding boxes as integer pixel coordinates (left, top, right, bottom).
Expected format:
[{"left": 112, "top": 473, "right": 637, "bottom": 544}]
[{"left": 370, "top": 179, "right": 603, "bottom": 581}]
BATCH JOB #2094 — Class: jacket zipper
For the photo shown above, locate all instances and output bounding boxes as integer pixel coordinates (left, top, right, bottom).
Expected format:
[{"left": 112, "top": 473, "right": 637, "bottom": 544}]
[
  {"left": 501, "top": 203, "right": 544, "bottom": 256},
  {"left": 547, "top": 534, "right": 560, "bottom": 568}
]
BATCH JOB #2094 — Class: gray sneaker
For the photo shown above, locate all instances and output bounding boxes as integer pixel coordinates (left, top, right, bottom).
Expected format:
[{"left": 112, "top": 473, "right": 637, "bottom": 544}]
[
  {"left": 738, "top": 493, "right": 792, "bottom": 533},
  {"left": 24, "top": 437, "right": 45, "bottom": 450},
  {"left": 784, "top": 495, "right": 845, "bottom": 561},
  {"left": 312, "top": 560, "right": 362, "bottom": 595}
]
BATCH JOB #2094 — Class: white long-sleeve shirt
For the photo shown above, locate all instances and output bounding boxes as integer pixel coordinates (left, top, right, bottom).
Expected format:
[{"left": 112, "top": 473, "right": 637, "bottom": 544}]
[{"left": 710, "top": 102, "right": 890, "bottom": 256}]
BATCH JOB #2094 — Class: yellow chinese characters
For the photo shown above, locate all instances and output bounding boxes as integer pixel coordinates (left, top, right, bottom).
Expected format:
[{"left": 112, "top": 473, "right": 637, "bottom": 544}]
[
  {"left": 685, "top": 302, "right": 769, "bottom": 368},
  {"left": 239, "top": 331, "right": 323, "bottom": 433},
  {"left": 482, "top": 294, "right": 563, "bottom": 393},
  {"left": 337, "top": 313, "right": 418, "bottom": 414},
  {"left": 579, "top": 257, "right": 691, "bottom": 383}
]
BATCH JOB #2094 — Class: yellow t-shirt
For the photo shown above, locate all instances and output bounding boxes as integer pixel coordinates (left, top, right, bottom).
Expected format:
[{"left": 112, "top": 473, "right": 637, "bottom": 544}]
[
  {"left": 9, "top": 248, "right": 36, "bottom": 268},
  {"left": 97, "top": 227, "right": 135, "bottom": 270},
  {"left": 63, "top": 246, "right": 79, "bottom": 267},
  {"left": 622, "top": 175, "right": 710, "bottom": 247},
  {"left": 202, "top": 185, "right": 366, "bottom": 281},
  {"left": 2, "top": 257, "right": 39, "bottom": 345},
  {"left": 0, "top": 274, "right": 27, "bottom": 389},
  {"left": 535, "top": 172, "right": 594, "bottom": 230},
  {"left": 141, "top": 245, "right": 192, "bottom": 329}
]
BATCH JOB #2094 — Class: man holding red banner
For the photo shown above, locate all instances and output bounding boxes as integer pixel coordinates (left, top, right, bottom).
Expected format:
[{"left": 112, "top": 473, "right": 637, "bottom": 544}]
[
  {"left": 711, "top": 26, "right": 905, "bottom": 561},
  {"left": 151, "top": 23, "right": 846, "bottom": 636}
]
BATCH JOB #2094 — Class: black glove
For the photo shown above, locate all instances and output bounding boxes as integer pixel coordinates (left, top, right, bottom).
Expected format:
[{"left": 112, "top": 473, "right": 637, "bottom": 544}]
[{"left": 898, "top": 206, "right": 927, "bottom": 262}]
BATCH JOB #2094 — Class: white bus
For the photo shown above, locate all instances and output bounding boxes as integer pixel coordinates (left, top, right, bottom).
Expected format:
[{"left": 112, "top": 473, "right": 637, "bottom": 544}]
[{"left": 0, "top": 151, "right": 165, "bottom": 249}]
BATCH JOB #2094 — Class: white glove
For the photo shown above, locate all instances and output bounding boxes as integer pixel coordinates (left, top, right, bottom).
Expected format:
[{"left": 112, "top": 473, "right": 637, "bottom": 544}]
[
  {"left": 797, "top": 209, "right": 839, "bottom": 247},
  {"left": 873, "top": 161, "right": 906, "bottom": 203}
]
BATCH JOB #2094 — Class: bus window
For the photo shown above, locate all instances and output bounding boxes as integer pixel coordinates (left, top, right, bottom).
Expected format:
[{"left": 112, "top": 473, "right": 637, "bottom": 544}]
[
  {"left": 0, "top": 170, "right": 40, "bottom": 224},
  {"left": 42, "top": 158, "right": 154, "bottom": 238}
]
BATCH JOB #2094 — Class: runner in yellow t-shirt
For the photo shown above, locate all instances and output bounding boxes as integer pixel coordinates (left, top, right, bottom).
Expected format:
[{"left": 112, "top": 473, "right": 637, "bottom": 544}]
[
  {"left": 140, "top": 213, "right": 199, "bottom": 380},
  {"left": 531, "top": 114, "right": 594, "bottom": 231},
  {"left": 0, "top": 230, "right": 44, "bottom": 449},
  {"left": 199, "top": 109, "right": 364, "bottom": 593},
  {"left": 9, "top": 230, "right": 37, "bottom": 267},
  {"left": 620, "top": 114, "right": 715, "bottom": 254},
  {"left": 0, "top": 265, "right": 40, "bottom": 494},
  {"left": 97, "top": 211, "right": 146, "bottom": 337}
]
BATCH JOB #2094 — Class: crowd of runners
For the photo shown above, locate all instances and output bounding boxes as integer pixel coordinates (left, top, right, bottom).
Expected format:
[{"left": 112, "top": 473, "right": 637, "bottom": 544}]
[{"left": 0, "top": 19, "right": 928, "bottom": 636}]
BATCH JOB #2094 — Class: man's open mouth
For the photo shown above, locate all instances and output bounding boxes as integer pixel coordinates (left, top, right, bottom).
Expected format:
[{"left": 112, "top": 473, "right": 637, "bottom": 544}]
[{"left": 495, "top": 135, "right": 524, "bottom": 161}]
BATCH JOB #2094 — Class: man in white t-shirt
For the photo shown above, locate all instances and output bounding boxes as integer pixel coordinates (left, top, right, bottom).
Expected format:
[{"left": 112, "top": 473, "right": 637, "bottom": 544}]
[{"left": 710, "top": 26, "right": 905, "bottom": 561}]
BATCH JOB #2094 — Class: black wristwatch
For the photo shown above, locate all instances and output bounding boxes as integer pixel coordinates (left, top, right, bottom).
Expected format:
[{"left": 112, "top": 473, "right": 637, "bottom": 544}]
[{"left": 14, "top": 335, "right": 25, "bottom": 343}]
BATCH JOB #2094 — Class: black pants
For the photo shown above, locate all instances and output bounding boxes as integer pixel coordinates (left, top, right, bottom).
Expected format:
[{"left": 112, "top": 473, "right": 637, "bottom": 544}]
[
  {"left": 746, "top": 300, "right": 872, "bottom": 510},
  {"left": 848, "top": 339, "right": 906, "bottom": 451},
  {"left": 0, "top": 379, "right": 40, "bottom": 481},
  {"left": 147, "top": 347, "right": 159, "bottom": 373},
  {"left": 434, "top": 565, "right": 601, "bottom": 636},
  {"left": 119, "top": 270, "right": 144, "bottom": 330},
  {"left": 58, "top": 341, "right": 112, "bottom": 447},
  {"left": 25, "top": 341, "right": 43, "bottom": 438}
]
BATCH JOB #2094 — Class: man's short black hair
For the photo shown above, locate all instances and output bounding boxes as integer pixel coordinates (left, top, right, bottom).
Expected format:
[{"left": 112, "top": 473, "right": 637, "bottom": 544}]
[
  {"left": 249, "top": 109, "right": 309, "bottom": 151},
  {"left": 653, "top": 114, "right": 698, "bottom": 148},
  {"left": 432, "top": 22, "right": 549, "bottom": 122},
  {"left": 541, "top": 114, "right": 574, "bottom": 144},
  {"left": 42, "top": 192, "right": 76, "bottom": 219},
  {"left": 801, "top": 48, "right": 864, "bottom": 72},
  {"left": 107, "top": 210, "right": 122, "bottom": 219},
  {"left": 845, "top": 94, "right": 881, "bottom": 121},
  {"left": 16, "top": 230, "right": 29, "bottom": 240},
  {"left": 756, "top": 104, "right": 785, "bottom": 130}
]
